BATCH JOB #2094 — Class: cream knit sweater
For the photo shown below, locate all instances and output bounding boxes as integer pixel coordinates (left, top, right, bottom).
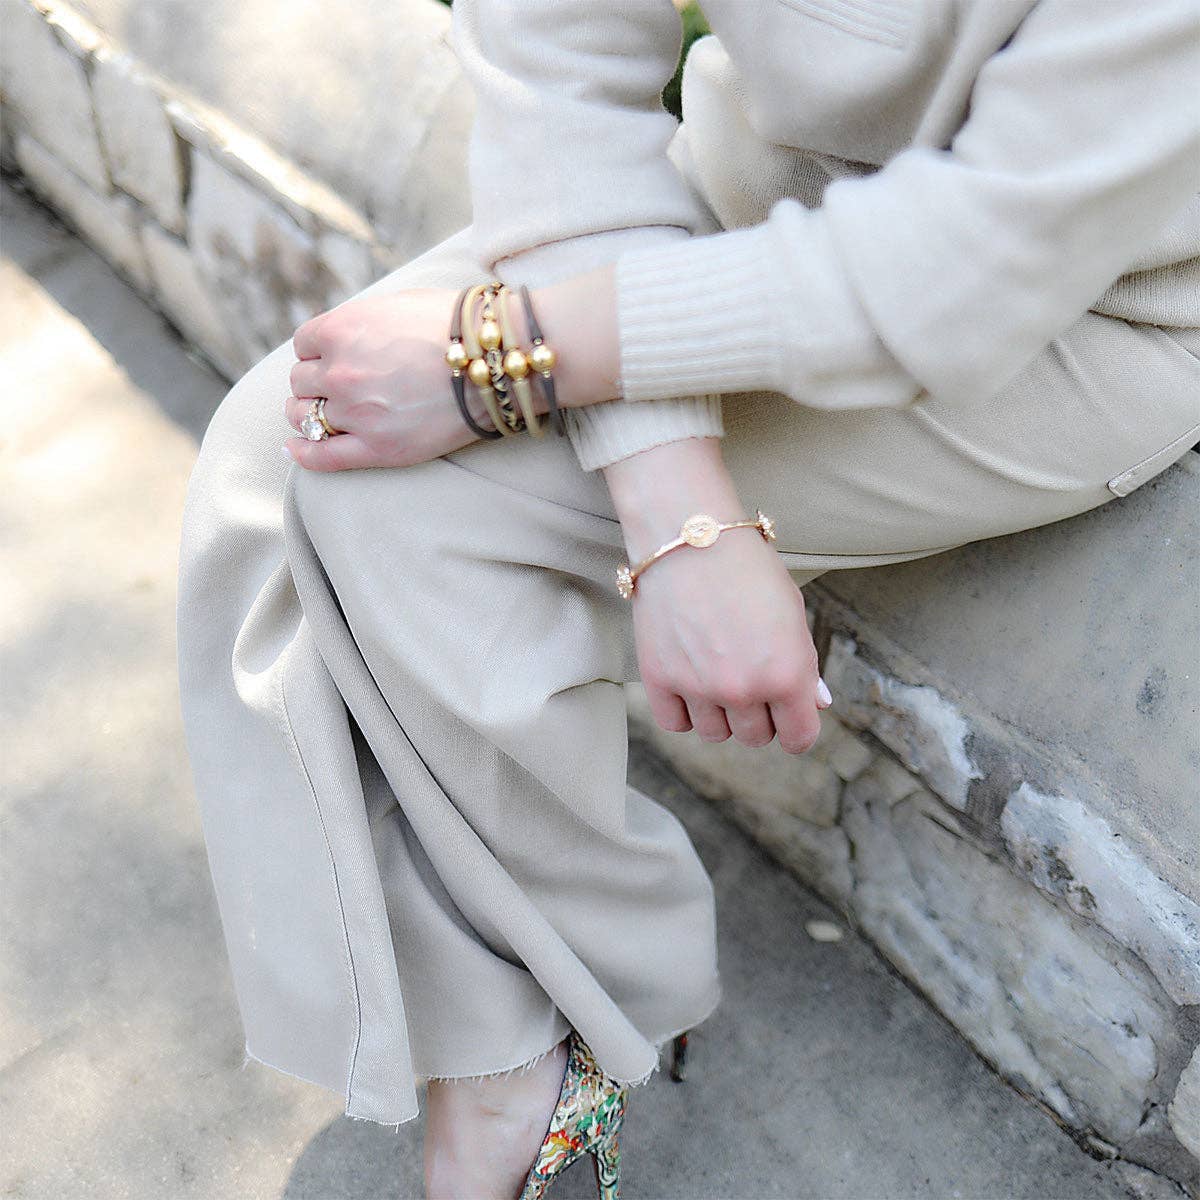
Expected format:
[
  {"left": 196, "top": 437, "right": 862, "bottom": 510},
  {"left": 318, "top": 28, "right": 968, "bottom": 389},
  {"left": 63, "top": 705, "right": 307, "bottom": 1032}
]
[{"left": 450, "top": 0, "right": 1200, "bottom": 472}]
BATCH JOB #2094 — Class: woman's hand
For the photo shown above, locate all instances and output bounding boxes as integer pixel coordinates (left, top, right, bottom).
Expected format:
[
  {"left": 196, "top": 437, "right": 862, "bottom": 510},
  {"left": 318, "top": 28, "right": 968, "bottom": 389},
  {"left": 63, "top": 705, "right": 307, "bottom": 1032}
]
[
  {"left": 284, "top": 289, "right": 484, "bottom": 470},
  {"left": 604, "top": 437, "right": 831, "bottom": 755},
  {"left": 282, "top": 264, "right": 622, "bottom": 471}
]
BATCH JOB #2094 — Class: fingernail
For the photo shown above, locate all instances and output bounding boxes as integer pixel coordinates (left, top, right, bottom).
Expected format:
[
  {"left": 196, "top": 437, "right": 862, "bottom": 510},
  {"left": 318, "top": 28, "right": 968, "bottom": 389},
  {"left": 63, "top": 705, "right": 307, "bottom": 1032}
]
[
  {"left": 816, "top": 677, "right": 833, "bottom": 708},
  {"left": 280, "top": 444, "right": 294, "bottom": 459}
]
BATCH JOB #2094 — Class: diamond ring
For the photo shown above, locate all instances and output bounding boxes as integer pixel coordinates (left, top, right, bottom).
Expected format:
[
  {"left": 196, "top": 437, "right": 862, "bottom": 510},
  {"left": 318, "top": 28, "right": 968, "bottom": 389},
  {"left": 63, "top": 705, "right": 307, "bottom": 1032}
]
[{"left": 300, "top": 397, "right": 339, "bottom": 441}]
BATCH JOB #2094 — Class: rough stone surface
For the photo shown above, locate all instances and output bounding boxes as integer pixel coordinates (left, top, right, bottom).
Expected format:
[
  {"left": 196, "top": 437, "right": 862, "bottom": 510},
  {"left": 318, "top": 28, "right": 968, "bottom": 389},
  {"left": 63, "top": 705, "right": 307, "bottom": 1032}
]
[
  {"left": 841, "top": 765, "right": 1177, "bottom": 1145},
  {"left": 628, "top": 654, "right": 1199, "bottom": 1183},
  {"left": 69, "top": 0, "right": 472, "bottom": 256},
  {"left": 813, "top": 455, "right": 1200, "bottom": 902},
  {"left": 0, "top": 0, "right": 109, "bottom": 193},
  {"left": 140, "top": 221, "right": 247, "bottom": 380},
  {"left": 824, "top": 634, "right": 983, "bottom": 810},
  {"left": 186, "top": 147, "right": 334, "bottom": 364},
  {"left": 14, "top": 131, "right": 147, "bottom": 289},
  {"left": 91, "top": 46, "right": 185, "bottom": 233},
  {"left": 317, "top": 227, "right": 380, "bottom": 301},
  {"left": 1172, "top": 1046, "right": 1200, "bottom": 1163},
  {"left": 1002, "top": 782, "right": 1200, "bottom": 1006},
  {"left": 166, "top": 95, "right": 374, "bottom": 243}
]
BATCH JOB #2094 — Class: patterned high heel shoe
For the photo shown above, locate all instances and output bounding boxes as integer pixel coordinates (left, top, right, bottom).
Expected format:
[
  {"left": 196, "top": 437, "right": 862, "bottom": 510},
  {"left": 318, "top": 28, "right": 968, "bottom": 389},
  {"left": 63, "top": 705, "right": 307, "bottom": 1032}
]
[{"left": 517, "top": 1029, "right": 627, "bottom": 1200}]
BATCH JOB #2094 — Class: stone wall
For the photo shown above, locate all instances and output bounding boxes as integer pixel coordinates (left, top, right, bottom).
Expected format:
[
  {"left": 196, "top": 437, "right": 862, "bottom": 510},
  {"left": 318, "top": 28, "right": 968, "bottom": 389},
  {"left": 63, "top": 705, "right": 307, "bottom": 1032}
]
[
  {"left": 0, "top": 0, "right": 472, "bottom": 381},
  {"left": 4, "top": 1, "right": 1196, "bottom": 1192}
]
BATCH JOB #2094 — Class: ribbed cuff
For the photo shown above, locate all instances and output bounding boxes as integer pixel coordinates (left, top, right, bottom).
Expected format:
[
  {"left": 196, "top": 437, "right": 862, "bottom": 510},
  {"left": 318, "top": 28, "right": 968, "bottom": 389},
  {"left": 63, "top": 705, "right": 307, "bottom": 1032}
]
[
  {"left": 562, "top": 393, "right": 724, "bottom": 472},
  {"left": 613, "top": 197, "right": 917, "bottom": 410},
  {"left": 614, "top": 221, "right": 787, "bottom": 403}
]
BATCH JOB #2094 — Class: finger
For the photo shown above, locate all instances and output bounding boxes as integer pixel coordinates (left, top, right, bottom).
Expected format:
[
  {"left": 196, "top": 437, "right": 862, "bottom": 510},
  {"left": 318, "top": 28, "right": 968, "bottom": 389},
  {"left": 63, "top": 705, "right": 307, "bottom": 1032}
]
[
  {"left": 292, "top": 315, "right": 327, "bottom": 360},
  {"left": 768, "top": 690, "right": 823, "bottom": 755},
  {"left": 724, "top": 702, "right": 776, "bottom": 749},
  {"left": 290, "top": 358, "right": 325, "bottom": 398},
  {"left": 644, "top": 683, "right": 692, "bottom": 733},
  {"left": 283, "top": 433, "right": 385, "bottom": 472},
  {"left": 284, "top": 393, "right": 349, "bottom": 435},
  {"left": 685, "top": 697, "right": 732, "bottom": 743}
]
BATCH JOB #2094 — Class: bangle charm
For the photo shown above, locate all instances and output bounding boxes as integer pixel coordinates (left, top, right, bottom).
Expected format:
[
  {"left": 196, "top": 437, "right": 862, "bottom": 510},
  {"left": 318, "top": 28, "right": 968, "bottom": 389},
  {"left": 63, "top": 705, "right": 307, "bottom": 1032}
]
[{"left": 615, "top": 509, "right": 777, "bottom": 599}]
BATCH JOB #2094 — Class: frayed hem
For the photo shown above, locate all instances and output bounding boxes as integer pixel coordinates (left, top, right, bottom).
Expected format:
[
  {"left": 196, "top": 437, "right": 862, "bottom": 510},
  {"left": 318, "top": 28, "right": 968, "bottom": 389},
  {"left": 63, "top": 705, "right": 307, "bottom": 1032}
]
[
  {"left": 239, "top": 1044, "right": 419, "bottom": 1132},
  {"left": 416, "top": 1029, "right": 572, "bottom": 1086}
]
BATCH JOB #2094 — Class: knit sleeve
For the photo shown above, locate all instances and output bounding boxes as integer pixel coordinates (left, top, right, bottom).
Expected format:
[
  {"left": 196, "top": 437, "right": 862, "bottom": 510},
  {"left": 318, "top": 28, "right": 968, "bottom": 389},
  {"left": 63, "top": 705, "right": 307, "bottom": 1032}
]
[
  {"left": 449, "top": 0, "right": 724, "bottom": 471},
  {"left": 608, "top": 0, "right": 1200, "bottom": 414}
]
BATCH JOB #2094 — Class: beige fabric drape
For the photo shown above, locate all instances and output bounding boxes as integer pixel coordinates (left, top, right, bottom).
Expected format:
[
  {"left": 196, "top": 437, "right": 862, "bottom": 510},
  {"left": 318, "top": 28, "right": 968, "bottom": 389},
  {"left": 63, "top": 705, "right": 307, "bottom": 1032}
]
[{"left": 178, "top": 209, "right": 1200, "bottom": 1129}]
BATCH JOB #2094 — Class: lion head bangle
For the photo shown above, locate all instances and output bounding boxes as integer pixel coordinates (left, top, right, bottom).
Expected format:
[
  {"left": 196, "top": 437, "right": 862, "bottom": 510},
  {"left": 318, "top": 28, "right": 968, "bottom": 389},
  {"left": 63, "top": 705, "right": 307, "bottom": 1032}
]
[{"left": 615, "top": 509, "right": 778, "bottom": 599}]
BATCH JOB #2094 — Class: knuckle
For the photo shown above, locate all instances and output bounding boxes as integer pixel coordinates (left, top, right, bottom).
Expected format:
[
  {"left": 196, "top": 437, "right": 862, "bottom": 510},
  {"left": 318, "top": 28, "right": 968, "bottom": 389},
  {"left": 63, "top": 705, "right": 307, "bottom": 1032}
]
[
  {"left": 759, "top": 663, "right": 804, "bottom": 698},
  {"left": 711, "top": 680, "right": 755, "bottom": 710}
]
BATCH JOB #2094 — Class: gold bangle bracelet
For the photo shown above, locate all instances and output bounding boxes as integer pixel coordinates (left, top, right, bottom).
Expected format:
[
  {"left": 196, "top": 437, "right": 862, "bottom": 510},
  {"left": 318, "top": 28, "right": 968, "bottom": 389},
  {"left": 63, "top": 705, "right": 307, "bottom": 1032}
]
[{"left": 615, "top": 509, "right": 777, "bottom": 599}]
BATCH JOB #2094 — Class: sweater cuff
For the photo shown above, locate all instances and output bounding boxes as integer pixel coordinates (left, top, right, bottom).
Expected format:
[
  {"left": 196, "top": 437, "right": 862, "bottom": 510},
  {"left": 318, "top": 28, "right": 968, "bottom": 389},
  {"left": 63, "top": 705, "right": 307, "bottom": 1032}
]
[
  {"left": 562, "top": 393, "right": 724, "bottom": 472},
  {"left": 613, "top": 198, "right": 916, "bottom": 409}
]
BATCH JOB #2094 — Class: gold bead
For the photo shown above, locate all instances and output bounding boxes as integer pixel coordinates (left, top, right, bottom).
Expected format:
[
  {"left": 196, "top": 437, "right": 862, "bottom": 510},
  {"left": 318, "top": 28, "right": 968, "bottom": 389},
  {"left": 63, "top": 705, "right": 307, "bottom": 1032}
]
[
  {"left": 479, "top": 319, "right": 502, "bottom": 350},
  {"left": 444, "top": 341, "right": 469, "bottom": 371},
  {"left": 503, "top": 348, "right": 529, "bottom": 379},
  {"left": 529, "top": 343, "right": 557, "bottom": 373},
  {"left": 467, "top": 357, "right": 492, "bottom": 388}
]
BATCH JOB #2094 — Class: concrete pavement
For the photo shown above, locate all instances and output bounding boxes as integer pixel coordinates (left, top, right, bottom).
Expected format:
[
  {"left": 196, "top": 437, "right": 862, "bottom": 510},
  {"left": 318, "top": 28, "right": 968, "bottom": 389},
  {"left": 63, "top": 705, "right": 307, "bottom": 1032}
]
[{"left": 0, "top": 175, "right": 1176, "bottom": 1200}]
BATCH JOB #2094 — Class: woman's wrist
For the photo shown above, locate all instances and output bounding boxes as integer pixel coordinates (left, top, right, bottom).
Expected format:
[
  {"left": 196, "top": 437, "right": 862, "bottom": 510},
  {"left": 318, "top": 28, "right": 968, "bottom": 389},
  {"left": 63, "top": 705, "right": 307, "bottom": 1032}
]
[
  {"left": 602, "top": 436, "right": 750, "bottom": 562},
  {"left": 526, "top": 266, "right": 622, "bottom": 411}
]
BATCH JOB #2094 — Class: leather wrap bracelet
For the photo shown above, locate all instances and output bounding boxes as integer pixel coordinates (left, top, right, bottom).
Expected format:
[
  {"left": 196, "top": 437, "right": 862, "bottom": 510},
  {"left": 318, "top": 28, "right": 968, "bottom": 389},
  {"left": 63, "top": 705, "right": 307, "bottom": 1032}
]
[
  {"left": 447, "top": 284, "right": 504, "bottom": 439},
  {"left": 445, "top": 280, "right": 567, "bottom": 441}
]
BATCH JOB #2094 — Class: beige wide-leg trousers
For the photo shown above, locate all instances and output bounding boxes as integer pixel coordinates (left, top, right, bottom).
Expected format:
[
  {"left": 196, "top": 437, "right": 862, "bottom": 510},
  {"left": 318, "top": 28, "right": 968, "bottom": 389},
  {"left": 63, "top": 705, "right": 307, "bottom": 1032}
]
[{"left": 177, "top": 220, "right": 1200, "bottom": 1125}]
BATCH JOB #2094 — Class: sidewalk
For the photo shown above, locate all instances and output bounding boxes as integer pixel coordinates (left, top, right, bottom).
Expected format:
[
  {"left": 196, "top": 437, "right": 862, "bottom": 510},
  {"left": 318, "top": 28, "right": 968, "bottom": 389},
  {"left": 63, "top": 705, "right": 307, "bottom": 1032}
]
[{"left": 0, "top": 175, "right": 1173, "bottom": 1200}]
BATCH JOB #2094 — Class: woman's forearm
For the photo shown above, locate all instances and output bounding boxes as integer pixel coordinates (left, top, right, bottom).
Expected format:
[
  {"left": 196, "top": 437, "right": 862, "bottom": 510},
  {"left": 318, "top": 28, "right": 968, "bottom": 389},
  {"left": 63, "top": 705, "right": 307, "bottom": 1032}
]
[
  {"left": 525, "top": 267, "right": 746, "bottom": 560},
  {"left": 525, "top": 265, "right": 623, "bottom": 412}
]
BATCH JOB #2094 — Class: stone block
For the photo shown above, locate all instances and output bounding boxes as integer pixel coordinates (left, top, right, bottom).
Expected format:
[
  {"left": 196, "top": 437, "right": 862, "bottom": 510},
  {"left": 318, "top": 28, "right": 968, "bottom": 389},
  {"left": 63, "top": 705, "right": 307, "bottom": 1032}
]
[
  {"left": 166, "top": 95, "right": 374, "bottom": 242},
  {"left": 1002, "top": 783, "right": 1200, "bottom": 1006},
  {"left": 816, "top": 717, "right": 875, "bottom": 782},
  {"left": 14, "top": 132, "right": 147, "bottom": 289},
  {"left": 317, "top": 227, "right": 379, "bottom": 301},
  {"left": 91, "top": 47, "right": 185, "bottom": 234},
  {"left": 1170, "top": 1045, "right": 1200, "bottom": 1163},
  {"left": 824, "top": 634, "right": 983, "bottom": 810},
  {"left": 842, "top": 766, "right": 1180, "bottom": 1145},
  {"left": 186, "top": 148, "right": 337, "bottom": 363},
  {"left": 140, "top": 222, "right": 248, "bottom": 381},
  {"left": 0, "top": 0, "right": 108, "bottom": 193},
  {"left": 812, "top": 457, "right": 1200, "bottom": 901}
]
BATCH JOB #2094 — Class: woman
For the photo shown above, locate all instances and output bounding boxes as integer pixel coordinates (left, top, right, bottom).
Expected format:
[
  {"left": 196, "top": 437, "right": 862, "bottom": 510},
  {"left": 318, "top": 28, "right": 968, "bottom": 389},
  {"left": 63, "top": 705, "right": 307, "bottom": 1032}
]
[{"left": 176, "top": 0, "right": 1200, "bottom": 1196}]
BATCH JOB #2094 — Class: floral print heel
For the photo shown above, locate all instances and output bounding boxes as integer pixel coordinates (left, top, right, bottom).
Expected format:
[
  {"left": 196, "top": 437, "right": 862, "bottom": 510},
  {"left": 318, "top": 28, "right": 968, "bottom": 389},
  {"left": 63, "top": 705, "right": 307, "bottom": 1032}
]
[{"left": 517, "top": 1029, "right": 627, "bottom": 1200}]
